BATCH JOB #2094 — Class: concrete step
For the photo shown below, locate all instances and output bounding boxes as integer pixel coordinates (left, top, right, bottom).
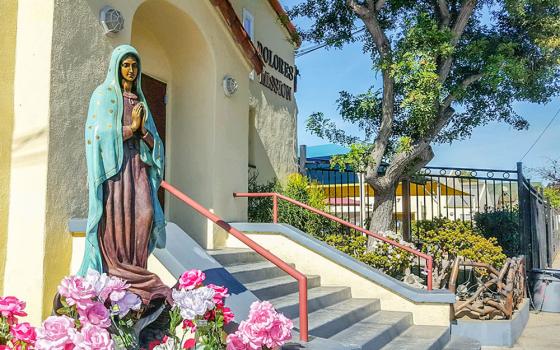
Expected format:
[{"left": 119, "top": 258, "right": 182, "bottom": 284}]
[
  {"left": 245, "top": 275, "right": 321, "bottom": 300},
  {"left": 294, "top": 298, "right": 381, "bottom": 339},
  {"left": 329, "top": 310, "right": 413, "bottom": 349},
  {"left": 207, "top": 248, "right": 265, "bottom": 266},
  {"left": 271, "top": 286, "right": 352, "bottom": 319},
  {"left": 226, "top": 261, "right": 295, "bottom": 284},
  {"left": 442, "top": 336, "right": 481, "bottom": 350},
  {"left": 380, "top": 325, "right": 450, "bottom": 350}
]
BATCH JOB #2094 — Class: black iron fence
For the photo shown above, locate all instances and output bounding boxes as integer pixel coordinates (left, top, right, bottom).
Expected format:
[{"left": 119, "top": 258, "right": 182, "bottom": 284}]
[{"left": 303, "top": 160, "right": 560, "bottom": 271}]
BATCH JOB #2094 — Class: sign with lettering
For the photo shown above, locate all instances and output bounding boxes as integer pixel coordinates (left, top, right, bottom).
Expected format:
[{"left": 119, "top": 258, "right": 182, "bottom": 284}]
[{"left": 257, "top": 41, "right": 295, "bottom": 101}]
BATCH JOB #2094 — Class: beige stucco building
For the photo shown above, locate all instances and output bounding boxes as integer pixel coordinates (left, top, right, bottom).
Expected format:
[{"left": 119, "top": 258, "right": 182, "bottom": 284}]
[{"left": 0, "top": 0, "right": 299, "bottom": 322}]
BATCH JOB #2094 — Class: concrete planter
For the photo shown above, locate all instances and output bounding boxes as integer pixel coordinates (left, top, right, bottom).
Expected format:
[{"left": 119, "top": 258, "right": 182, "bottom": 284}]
[{"left": 450, "top": 298, "right": 530, "bottom": 347}]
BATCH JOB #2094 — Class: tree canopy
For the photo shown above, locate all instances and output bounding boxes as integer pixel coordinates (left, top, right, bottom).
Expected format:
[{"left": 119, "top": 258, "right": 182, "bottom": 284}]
[
  {"left": 291, "top": 0, "right": 559, "bottom": 168},
  {"left": 288, "top": 0, "right": 560, "bottom": 231}
]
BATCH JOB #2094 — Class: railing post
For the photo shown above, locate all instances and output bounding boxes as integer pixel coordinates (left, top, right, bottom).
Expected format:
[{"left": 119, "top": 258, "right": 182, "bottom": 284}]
[
  {"left": 402, "top": 179, "right": 411, "bottom": 242},
  {"left": 517, "top": 162, "right": 531, "bottom": 270},
  {"left": 426, "top": 257, "right": 433, "bottom": 291},
  {"left": 298, "top": 277, "right": 309, "bottom": 342},
  {"left": 273, "top": 193, "right": 278, "bottom": 224}
]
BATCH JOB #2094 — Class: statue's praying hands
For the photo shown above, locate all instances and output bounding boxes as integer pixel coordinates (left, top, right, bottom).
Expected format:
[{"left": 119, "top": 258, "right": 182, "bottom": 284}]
[{"left": 131, "top": 103, "right": 144, "bottom": 133}]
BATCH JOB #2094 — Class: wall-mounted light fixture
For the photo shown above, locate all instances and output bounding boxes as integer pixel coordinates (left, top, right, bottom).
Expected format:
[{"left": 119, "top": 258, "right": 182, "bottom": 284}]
[
  {"left": 100, "top": 6, "right": 124, "bottom": 35},
  {"left": 223, "top": 75, "right": 239, "bottom": 97}
]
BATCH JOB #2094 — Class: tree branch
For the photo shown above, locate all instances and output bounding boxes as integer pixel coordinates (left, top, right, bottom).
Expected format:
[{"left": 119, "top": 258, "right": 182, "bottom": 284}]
[
  {"left": 436, "top": 0, "right": 451, "bottom": 27},
  {"left": 347, "top": 0, "right": 391, "bottom": 58},
  {"left": 441, "top": 73, "right": 484, "bottom": 110},
  {"left": 347, "top": 0, "right": 369, "bottom": 17},
  {"left": 347, "top": 0, "right": 395, "bottom": 185},
  {"left": 438, "top": 0, "right": 478, "bottom": 83},
  {"left": 375, "top": 0, "right": 386, "bottom": 11},
  {"left": 384, "top": 143, "right": 434, "bottom": 182}
]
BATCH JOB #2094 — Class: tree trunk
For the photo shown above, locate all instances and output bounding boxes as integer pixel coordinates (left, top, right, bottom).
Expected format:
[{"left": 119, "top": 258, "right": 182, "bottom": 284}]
[{"left": 367, "top": 183, "right": 396, "bottom": 250}]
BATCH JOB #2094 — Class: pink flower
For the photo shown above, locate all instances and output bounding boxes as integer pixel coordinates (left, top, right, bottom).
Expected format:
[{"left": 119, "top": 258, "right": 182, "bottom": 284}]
[
  {"left": 268, "top": 314, "right": 293, "bottom": 347},
  {"left": 78, "top": 302, "right": 111, "bottom": 328},
  {"left": 178, "top": 270, "right": 205, "bottom": 290},
  {"left": 10, "top": 322, "right": 37, "bottom": 344},
  {"left": 0, "top": 296, "right": 27, "bottom": 322},
  {"left": 73, "top": 324, "right": 114, "bottom": 350},
  {"left": 226, "top": 332, "right": 250, "bottom": 350},
  {"left": 58, "top": 276, "right": 95, "bottom": 310},
  {"left": 248, "top": 301, "right": 275, "bottom": 328},
  {"left": 238, "top": 321, "right": 266, "bottom": 348},
  {"left": 105, "top": 277, "right": 129, "bottom": 302},
  {"left": 35, "top": 315, "right": 76, "bottom": 350},
  {"left": 228, "top": 301, "right": 293, "bottom": 349},
  {"left": 207, "top": 284, "right": 229, "bottom": 305},
  {"left": 222, "top": 306, "right": 235, "bottom": 325}
]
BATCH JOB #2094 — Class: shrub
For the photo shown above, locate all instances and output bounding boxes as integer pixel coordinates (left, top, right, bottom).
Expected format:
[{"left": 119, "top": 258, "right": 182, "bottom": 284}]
[
  {"left": 323, "top": 231, "right": 413, "bottom": 279},
  {"left": 248, "top": 172, "right": 412, "bottom": 280},
  {"left": 414, "top": 218, "right": 507, "bottom": 289},
  {"left": 247, "top": 171, "right": 278, "bottom": 223},
  {"left": 474, "top": 209, "right": 520, "bottom": 257},
  {"left": 278, "top": 173, "right": 339, "bottom": 239}
]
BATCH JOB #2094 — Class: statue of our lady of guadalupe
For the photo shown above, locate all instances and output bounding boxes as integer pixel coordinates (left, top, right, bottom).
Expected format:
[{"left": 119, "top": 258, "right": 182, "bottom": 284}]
[{"left": 78, "top": 45, "right": 170, "bottom": 305}]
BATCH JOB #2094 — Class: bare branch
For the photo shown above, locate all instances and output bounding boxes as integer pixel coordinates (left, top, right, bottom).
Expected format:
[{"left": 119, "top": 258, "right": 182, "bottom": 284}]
[
  {"left": 437, "top": 0, "right": 451, "bottom": 27},
  {"left": 438, "top": 0, "right": 478, "bottom": 83},
  {"left": 347, "top": 0, "right": 395, "bottom": 185},
  {"left": 365, "top": 70, "right": 395, "bottom": 182},
  {"left": 347, "top": 0, "right": 391, "bottom": 58},
  {"left": 375, "top": 0, "right": 386, "bottom": 11}
]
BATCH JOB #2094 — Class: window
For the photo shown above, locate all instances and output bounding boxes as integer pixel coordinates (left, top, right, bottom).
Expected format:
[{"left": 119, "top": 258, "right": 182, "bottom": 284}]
[{"left": 243, "top": 8, "right": 254, "bottom": 40}]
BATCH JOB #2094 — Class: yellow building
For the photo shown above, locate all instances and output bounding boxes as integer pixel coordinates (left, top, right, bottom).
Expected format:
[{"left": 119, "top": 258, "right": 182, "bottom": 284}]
[{"left": 0, "top": 0, "right": 299, "bottom": 323}]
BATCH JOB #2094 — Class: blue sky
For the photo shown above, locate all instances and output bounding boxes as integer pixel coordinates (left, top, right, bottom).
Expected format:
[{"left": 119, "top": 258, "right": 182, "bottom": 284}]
[{"left": 281, "top": 0, "right": 559, "bottom": 179}]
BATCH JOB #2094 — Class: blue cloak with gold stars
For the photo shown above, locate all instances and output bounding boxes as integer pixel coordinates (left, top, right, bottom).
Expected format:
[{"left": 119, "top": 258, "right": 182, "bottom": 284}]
[{"left": 78, "top": 45, "right": 166, "bottom": 276}]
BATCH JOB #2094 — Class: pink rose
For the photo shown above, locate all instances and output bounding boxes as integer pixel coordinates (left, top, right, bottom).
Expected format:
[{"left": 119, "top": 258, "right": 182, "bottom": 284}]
[
  {"left": 0, "top": 296, "right": 27, "bottom": 321},
  {"left": 78, "top": 302, "right": 111, "bottom": 328},
  {"left": 73, "top": 324, "right": 114, "bottom": 350},
  {"left": 10, "top": 322, "right": 37, "bottom": 344},
  {"left": 238, "top": 321, "right": 266, "bottom": 348},
  {"left": 248, "top": 301, "right": 275, "bottom": 328},
  {"left": 36, "top": 315, "right": 76, "bottom": 350},
  {"left": 268, "top": 315, "right": 293, "bottom": 347},
  {"left": 207, "top": 284, "right": 229, "bottom": 305},
  {"left": 178, "top": 270, "right": 205, "bottom": 290},
  {"left": 58, "top": 276, "right": 95, "bottom": 310},
  {"left": 226, "top": 332, "right": 250, "bottom": 350}
]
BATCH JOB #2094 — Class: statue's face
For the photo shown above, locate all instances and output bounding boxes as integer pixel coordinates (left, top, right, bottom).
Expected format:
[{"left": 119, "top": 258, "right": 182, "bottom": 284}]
[{"left": 120, "top": 56, "right": 138, "bottom": 83}]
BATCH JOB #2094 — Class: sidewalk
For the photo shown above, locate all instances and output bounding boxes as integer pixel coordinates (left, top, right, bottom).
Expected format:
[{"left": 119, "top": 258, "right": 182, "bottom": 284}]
[{"left": 482, "top": 252, "right": 560, "bottom": 350}]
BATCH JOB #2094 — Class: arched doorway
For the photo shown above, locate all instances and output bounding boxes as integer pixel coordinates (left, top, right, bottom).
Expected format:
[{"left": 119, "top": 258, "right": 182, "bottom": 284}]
[{"left": 131, "top": 0, "right": 217, "bottom": 247}]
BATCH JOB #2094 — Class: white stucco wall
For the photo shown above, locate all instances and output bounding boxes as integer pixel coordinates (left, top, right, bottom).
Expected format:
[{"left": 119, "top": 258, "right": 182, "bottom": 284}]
[
  {"left": 232, "top": 1, "right": 299, "bottom": 183},
  {"left": 4, "top": 0, "right": 55, "bottom": 324}
]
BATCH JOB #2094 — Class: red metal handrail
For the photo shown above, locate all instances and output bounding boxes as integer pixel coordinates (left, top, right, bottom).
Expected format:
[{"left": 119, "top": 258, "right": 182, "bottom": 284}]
[
  {"left": 160, "top": 182, "right": 308, "bottom": 341},
  {"left": 234, "top": 192, "right": 434, "bottom": 290}
]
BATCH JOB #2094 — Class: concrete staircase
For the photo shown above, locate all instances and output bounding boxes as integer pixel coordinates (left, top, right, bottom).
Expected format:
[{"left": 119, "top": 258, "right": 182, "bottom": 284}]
[{"left": 208, "top": 248, "right": 468, "bottom": 350}]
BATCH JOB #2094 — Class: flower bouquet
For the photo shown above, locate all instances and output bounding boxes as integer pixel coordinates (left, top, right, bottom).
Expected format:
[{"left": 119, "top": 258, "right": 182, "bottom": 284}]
[
  {"left": 151, "top": 270, "right": 234, "bottom": 350},
  {"left": 37, "top": 270, "right": 142, "bottom": 349},
  {"left": 0, "top": 296, "right": 36, "bottom": 349},
  {"left": 226, "top": 301, "right": 293, "bottom": 350}
]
